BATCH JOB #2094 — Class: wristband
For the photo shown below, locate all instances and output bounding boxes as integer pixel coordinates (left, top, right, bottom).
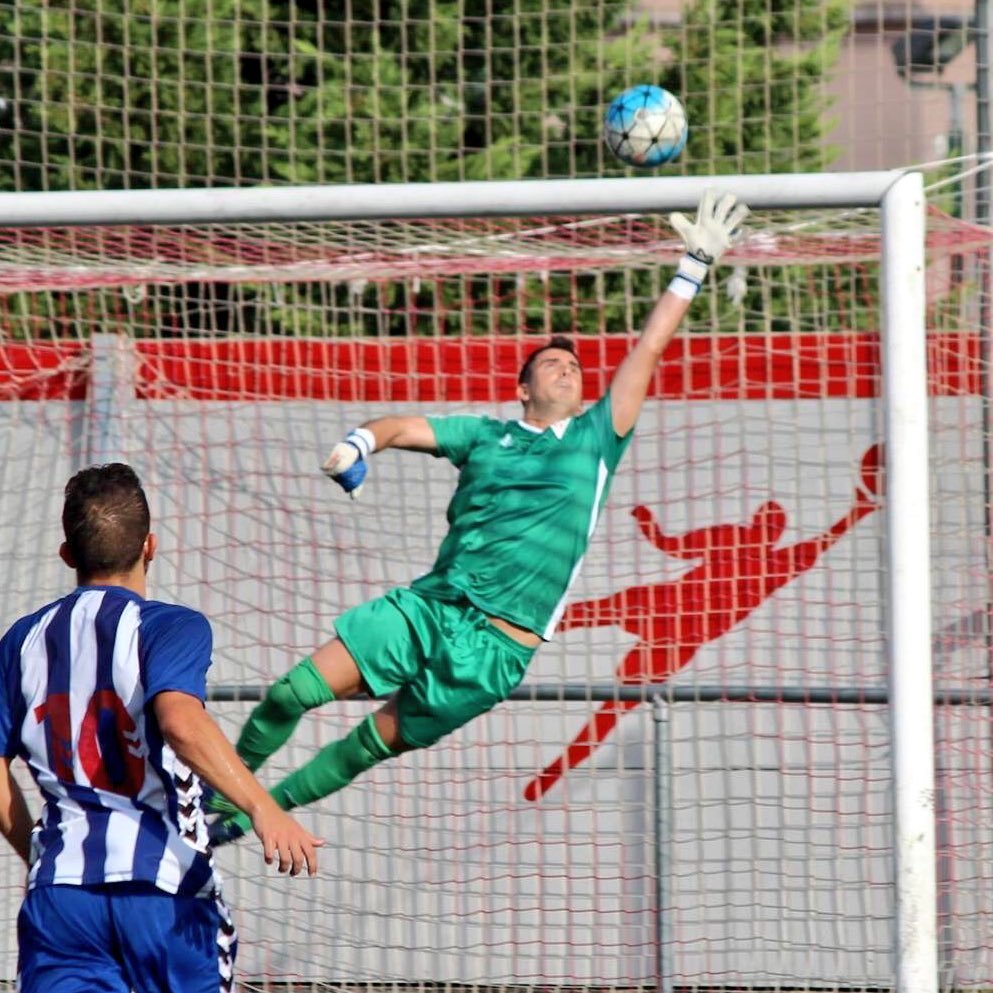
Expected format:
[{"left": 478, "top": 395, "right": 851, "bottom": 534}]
[
  {"left": 667, "top": 252, "right": 710, "bottom": 300},
  {"left": 345, "top": 427, "right": 376, "bottom": 459}
]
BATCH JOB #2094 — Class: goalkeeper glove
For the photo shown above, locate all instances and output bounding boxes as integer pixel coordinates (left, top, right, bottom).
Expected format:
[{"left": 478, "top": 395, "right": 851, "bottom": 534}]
[
  {"left": 322, "top": 427, "right": 375, "bottom": 500},
  {"left": 667, "top": 189, "right": 750, "bottom": 300}
]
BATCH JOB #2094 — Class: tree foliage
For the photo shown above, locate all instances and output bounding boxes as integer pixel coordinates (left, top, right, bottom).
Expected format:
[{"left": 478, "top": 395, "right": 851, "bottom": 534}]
[
  {"left": 0, "top": 0, "right": 853, "bottom": 338},
  {"left": 660, "top": 0, "right": 849, "bottom": 175},
  {"left": 1, "top": 0, "right": 658, "bottom": 190},
  {"left": 648, "top": 0, "right": 856, "bottom": 333}
]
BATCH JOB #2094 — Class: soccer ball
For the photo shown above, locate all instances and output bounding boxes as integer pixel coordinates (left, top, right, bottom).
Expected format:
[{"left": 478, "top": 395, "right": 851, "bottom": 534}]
[{"left": 603, "top": 85, "right": 688, "bottom": 168}]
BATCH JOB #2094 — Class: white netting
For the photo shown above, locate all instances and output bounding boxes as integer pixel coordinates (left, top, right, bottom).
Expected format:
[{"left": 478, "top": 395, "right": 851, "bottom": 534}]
[
  {"left": 3, "top": 0, "right": 992, "bottom": 985},
  {"left": 0, "top": 178, "right": 988, "bottom": 989},
  {"left": 0, "top": 205, "right": 985, "bottom": 292}
]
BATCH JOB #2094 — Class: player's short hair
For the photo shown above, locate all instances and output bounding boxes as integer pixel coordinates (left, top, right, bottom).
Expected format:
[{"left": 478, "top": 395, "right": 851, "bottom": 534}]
[
  {"left": 517, "top": 335, "right": 580, "bottom": 387},
  {"left": 62, "top": 463, "right": 151, "bottom": 579}
]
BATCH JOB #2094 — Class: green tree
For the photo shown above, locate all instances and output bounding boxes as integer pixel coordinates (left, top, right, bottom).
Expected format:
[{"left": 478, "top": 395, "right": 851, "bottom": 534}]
[
  {"left": 0, "top": 0, "right": 656, "bottom": 190},
  {"left": 649, "top": 0, "right": 856, "bottom": 334},
  {"left": 2, "top": 1, "right": 266, "bottom": 189},
  {"left": 661, "top": 0, "right": 849, "bottom": 175},
  {"left": 0, "top": 0, "right": 853, "bottom": 338}
]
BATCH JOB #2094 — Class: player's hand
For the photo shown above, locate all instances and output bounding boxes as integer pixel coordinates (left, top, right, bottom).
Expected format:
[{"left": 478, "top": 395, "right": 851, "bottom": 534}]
[
  {"left": 250, "top": 802, "right": 323, "bottom": 877},
  {"left": 669, "top": 189, "right": 749, "bottom": 265},
  {"left": 321, "top": 429, "right": 373, "bottom": 499}
]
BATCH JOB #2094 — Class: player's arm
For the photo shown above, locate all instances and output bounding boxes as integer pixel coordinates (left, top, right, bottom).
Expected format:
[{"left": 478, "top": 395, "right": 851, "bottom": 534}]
[
  {"left": 0, "top": 757, "right": 32, "bottom": 866},
  {"left": 609, "top": 190, "right": 749, "bottom": 437},
  {"left": 632, "top": 504, "right": 732, "bottom": 558},
  {"left": 321, "top": 416, "right": 438, "bottom": 499},
  {"left": 153, "top": 690, "right": 323, "bottom": 876},
  {"left": 805, "top": 443, "right": 883, "bottom": 554}
]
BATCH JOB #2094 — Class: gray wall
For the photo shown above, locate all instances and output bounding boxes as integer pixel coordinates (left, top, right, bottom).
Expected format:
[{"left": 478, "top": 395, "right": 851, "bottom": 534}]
[{"left": 0, "top": 390, "right": 988, "bottom": 987}]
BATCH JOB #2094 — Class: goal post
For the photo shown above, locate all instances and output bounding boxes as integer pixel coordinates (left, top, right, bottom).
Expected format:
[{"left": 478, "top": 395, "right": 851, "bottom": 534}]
[
  {"left": 879, "top": 172, "right": 937, "bottom": 993},
  {"left": 0, "top": 170, "right": 924, "bottom": 224},
  {"left": 0, "top": 170, "right": 940, "bottom": 992}
]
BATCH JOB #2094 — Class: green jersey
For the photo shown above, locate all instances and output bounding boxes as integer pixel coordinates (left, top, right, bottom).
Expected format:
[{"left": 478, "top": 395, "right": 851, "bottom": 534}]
[{"left": 412, "top": 392, "right": 633, "bottom": 639}]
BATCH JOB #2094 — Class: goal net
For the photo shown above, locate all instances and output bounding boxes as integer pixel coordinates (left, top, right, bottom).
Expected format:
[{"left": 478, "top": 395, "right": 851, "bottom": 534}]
[{"left": 0, "top": 174, "right": 987, "bottom": 992}]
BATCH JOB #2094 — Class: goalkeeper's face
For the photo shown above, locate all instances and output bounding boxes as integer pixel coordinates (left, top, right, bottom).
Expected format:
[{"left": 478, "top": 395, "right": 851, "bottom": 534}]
[{"left": 518, "top": 348, "right": 583, "bottom": 415}]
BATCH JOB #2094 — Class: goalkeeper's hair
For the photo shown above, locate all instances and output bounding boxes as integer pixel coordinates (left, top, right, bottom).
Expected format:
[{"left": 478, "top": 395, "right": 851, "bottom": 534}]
[
  {"left": 517, "top": 335, "right": 579, "bottom": 387},
  {"left": 63, "top": 463, "right": 150, "bottom": 578}
]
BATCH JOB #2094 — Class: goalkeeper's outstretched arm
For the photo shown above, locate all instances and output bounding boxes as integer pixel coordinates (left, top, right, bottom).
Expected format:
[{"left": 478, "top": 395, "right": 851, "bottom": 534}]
[
  {"left": 322, "top": 416, "right": 439, "bottom": 499},
  {"left": 609, "top": 190, "right": 749, "bottom": 437}
]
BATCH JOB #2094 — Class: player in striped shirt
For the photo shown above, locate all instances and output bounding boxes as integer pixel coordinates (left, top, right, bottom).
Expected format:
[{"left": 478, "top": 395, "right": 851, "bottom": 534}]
[
  {"left": 0, "top": 463, "right": 323, "bottom": 993},
  {"left": 208, "top": 191, "right": 748, "bottom": 845}
]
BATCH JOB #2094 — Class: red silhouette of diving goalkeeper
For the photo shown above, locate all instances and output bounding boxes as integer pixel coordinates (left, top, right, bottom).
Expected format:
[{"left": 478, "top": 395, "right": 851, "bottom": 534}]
[{"left": 524, "top": 443, "right": 882, "bottom": 801}]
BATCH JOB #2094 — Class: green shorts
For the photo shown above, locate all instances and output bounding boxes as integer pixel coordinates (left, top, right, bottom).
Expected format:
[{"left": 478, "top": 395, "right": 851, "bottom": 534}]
[{"left": 334, "top": 587, "right": 536, "bottom": 748}]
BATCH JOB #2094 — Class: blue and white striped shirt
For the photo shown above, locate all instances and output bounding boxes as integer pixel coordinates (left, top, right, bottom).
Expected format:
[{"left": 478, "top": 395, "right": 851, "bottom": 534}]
[{"left": 0, "top": 585, "right": 221, "bottom": 897}]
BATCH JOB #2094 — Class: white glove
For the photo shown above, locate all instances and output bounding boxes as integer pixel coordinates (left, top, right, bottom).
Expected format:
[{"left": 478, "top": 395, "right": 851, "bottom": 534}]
[
  {"left": 321, "top": 428, "right": 375, "bottom": 500},
  {"left": 669, "top": 189, "right": 749, "bottom": 265},
  {"left": 322, "top": 441, "right": 359, "bottom": 477},
  {"left": 667, "top": 189, "right": 749, "bottom": 300}
]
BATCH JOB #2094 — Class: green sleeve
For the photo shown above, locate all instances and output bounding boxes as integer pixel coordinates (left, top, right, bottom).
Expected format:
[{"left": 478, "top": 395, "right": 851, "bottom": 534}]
[
  {"left": 586, "top": 391, "right": 634, "bottom": 471},
  {"left": 428, "top": 414, "right": 490, "bottom": 468}
]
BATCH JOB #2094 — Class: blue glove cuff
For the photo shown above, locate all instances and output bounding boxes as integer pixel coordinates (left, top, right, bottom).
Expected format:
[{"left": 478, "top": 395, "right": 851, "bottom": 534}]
[
  {"left": 345, "top": 428, "right": 375, "bottom": 459},
  {"left": 334, "top": 457, "right": 368, "bottom": 494}
]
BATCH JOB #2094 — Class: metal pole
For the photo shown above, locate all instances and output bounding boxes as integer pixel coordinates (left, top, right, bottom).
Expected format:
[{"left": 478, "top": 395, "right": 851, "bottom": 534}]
[
  {"left": 207, "top": 682, "right": 993, "bottom": 705},
  {"left": 977, "top": 0, "right": 992, "bottom": 228},
  {"left": 653, "top": 696, "right": 672, "bottom": 993},
  {"left": 881, "top": 170, "right": 938, "bottom": 993},
  {"left": 973, "top": 10, "right": 993, "bottom": 986},
  {"left": 949, "top": 84, "right": 966, "bottom": 220},
  {"left": 976, "top": 0, "right": 993, "bottom": 651},
  {"left": 950, "top": 84, "right": 966, "bottom": 285},
  {"left": 0, "top": 171, "right": 905, "bottom": 227},
  {"left": 86, "top": 333, "right": 133, "bottom": 467}
]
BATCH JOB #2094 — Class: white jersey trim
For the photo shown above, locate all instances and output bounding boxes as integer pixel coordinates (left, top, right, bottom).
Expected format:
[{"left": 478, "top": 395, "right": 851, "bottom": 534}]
[
  {"left": 543, "top": 457, "right": 610, "bottom": 640},
  {"left": 517, "top": 417, "right": 572, "bottom": 439}
]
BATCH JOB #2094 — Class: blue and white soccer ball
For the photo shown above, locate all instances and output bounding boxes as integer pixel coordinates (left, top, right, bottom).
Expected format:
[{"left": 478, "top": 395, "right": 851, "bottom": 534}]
[{"left": 603, "top": 85, "right": 688, "bottom": 167}]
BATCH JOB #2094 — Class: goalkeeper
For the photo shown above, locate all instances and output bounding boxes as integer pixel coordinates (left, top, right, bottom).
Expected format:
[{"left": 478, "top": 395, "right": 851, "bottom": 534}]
[{"left": 209, "top": 190, "right": 748, "bottom": 844}]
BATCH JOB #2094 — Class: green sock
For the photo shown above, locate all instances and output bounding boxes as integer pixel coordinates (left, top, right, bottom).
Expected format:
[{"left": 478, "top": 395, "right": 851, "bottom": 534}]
[
  {"left": 212, "top": 716, "right": 395, "bottom": 844},
  {"left": 269, "top": 714, "right": 396, "bottom": 811},
  {"left": 237, "top": 656, "right": 335, "bottom": 772}
]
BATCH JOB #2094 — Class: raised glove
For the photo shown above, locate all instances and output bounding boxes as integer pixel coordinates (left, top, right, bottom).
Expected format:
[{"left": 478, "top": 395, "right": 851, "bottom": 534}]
[
  {"left": 321, "top": 427, "right": 375, "bottom": 500},
  {"left": 669, "top": 189, "right": 749, "bottom": 265},
  {"left": 667, "top": 190, "right": 750, "bottom": 300}
]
